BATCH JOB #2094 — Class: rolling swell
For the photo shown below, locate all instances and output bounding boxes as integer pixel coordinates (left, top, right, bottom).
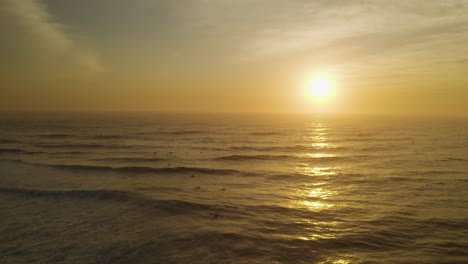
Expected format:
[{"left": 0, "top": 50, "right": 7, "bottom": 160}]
[
  {"left": 437, "top": 157, "right": 467, "bottom": 162},
  {"left": 0, "top": 186, "right": 316, "bottom": 219},
  {"left": 35, "top": 143, "right": 133, "bottom": 149},
  {"left": 0, "top": 187, "right": 138, "bottom": 202},
  {"left": 325, "top": 136, "right": 413, "bottom": 144},
  {"left": 0, "top": 138, "right": 18, "bottom": 143},
  {"left": 91, "top": 157, "right": 167, "bottom": 163},
  {"left": 403, "top": 169, "right": 465, "bottom": 176},
  {"left": 91, "top": 135, "right": 128, "bottom": 139},
  {"left": 215, "top": 154, "right": 371, "bottom": 163},
  {"left": 11, "top": 159, "right": 246, "bottom": 176},
  {"left": 63, "top": 165, "right": 243, "bottom": 175},
  {"left": 33, "top": 133, "right": 76, "bottom": 139},
  {"left": 214, "top": 154, "right": 293, "bottom": 161},
  {"left": 0, "top": 148, "right": 23, "bottom": 154},
  {"left": 0, "top": 187, "right": 218, "bottom": 215},
  {"left": 0, "top": 148, "right": 44, "bottom": 155},
  {"left": 34, "top": 134, "right": 131, "bottom": 140},
  {"left": 174, "top": 228, "right": 412, "bottom": 256},
  {"left": 139, "top": 130, "right": 206, "bottom": 136},
  {"left": 229, "top": 145, "right": 347, "bottom": 152},
  {"left": 248, "top": 131, "right": 285, "bottom": 136}
]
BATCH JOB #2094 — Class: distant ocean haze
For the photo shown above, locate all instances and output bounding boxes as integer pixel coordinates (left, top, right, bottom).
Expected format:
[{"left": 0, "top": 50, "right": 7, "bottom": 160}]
[{"left": 0, "top": 113, "right": 467, "bottom": 263}]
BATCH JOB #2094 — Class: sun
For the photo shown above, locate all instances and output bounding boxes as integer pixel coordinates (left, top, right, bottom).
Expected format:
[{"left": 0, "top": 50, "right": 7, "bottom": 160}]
[{"left": 309, "top": 76, "right": 333, "bottom": 99}]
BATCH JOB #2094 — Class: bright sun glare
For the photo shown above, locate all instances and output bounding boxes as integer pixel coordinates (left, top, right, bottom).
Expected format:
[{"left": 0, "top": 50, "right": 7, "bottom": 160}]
[{"left": 309, "top": 76, "right": 333, "bottom": 100}]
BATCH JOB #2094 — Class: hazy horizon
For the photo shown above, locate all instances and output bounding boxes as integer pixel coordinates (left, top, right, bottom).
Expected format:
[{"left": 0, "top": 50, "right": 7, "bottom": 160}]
[{"left": 1, "top": 111, "right": 467, "bottom": 119}]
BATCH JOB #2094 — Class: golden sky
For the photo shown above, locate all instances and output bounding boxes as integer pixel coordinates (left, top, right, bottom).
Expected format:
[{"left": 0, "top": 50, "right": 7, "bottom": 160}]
[{"left": 1, "top": 0, "right": 467, "bottom": 116}]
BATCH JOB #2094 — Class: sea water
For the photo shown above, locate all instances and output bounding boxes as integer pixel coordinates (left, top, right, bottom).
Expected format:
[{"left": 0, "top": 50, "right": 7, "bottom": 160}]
[{"left": 0, "top": 113, "right": 467, "bottom": 263}]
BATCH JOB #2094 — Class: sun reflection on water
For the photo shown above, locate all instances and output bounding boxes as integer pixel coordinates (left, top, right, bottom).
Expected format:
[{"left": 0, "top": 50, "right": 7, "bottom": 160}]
[
  {"left": 303, "top": 201, "right": 334, "bottom": 211},
  {"left": 319, "top": 256, "right": 355, "bottom": 264},
  {"left": 290, "top": 123, "right": 344, "bottom": 242},
  {"left": 306, "top": 153, "right": 336, "bottom": 159},
  {"left": 291, "top": 172, "right": 337, "bottom": 212},
  {"left": 301, "top": 165, "right": 338, "bottom": 176},
  {"left": 308, "top": 187, "right": 332, "bottom": 198},
  {"left": 329, "top": 259, "right": 352, "bottom": 264},
  {"left": 310, "top": 135, "right": 327, "bottom": 142},
  {"left": 333, "top": 260, "right": 351, "bottom": 264},
  {"left": 300, "top": 184, "right": 336, "bottom": 212},
  {"left": 311, "top": 142, "right": 328, "bottom": 148},
  {"left": 293, "top": 217, "right": 339, "bottom": 241}
]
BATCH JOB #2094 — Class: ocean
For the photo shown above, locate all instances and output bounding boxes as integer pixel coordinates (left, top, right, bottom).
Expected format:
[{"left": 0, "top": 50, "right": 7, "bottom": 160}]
[{"left": 0, "top": 113, "right": 467, "bottom": 264}]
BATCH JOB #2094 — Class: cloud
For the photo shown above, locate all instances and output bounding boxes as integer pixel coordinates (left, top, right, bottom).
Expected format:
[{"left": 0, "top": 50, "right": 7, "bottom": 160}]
[
  {"left": 0, "top": 0, "right": 102, "bottom": 79},
  {"left": 235, "top": 0, "right": 468, "bottom": 63}
]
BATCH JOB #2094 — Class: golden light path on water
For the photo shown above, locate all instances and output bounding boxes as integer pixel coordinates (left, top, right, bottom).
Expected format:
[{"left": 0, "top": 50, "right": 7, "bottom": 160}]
[
  {"left": 291, "top": 123, "right": 355, "bottom": 264},
  {"left": 294, "top": 123, "right": 337, "bottom": 214}
]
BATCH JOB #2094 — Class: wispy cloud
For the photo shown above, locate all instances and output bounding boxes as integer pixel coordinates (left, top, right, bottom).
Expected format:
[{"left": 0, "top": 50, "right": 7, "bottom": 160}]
[
  {"left": 0, "top": 0, "right": 102, "bottom": 77},
  {"left": 236, "top": 0, "right": 468, "bottom": 65}
]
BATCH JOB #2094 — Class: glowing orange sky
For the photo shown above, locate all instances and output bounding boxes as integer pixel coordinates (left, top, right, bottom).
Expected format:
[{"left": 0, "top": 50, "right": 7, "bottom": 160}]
[{"left": 1, "top": 0, "right": 467, "bottom": 116}]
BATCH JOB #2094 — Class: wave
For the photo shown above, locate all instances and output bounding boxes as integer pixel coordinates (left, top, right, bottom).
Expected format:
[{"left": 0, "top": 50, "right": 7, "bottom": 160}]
[
  {"left": 229, "top": 145, "right": 347, "bottom": 152},
  {"left": 230, "top": 145, "right": 306, "bottom": 152},
  {"left": 0, "top": 187, "right": 216, "bottom": 215},
  {"left": 404, "top": 170, "right": 465, "bottom": 176},
  {"left": 53, "top": 151, "right": 86, "bottom": 155},
  {"left": 2, "top": 186, "right": 464, "bottom": 255},
  {"left": 91, "top": 157, "right": 167, "bottom": 163},
  {"left": 91, "top": 135, "right": 128, "bottom": 139},
  {"left": 358, "top": 146, "right": 392, "bottom": 151},
  {"left": 34, "top": 143, "right": 138, "bottom": 149},
  {"left": 0, "top": 148, "right": 44, "bottom": 154},
  {"left": 266, "top": 172, "right": 336, "bottom": 181},
  {"left": 331, "top": 136, "right": 413, "bottom": 143},
  {"left": 11, "top": 159, "right": 246, "bottom": 176},
  {"left": 33, "top": 133, "right": 76, "bottom": 139},
  {"left": 0, "top": 148, "right": 23, "bottom": 154},
  {"left": 214, "top": 154, "right": 294, "bottom": 161},
  {"left": 437, "top": 157, "right": 467, "bottom": 162},
  {"left": 135, "top": 186, "right": 183, "bottom": 192},
  {"left": 192, "top": 146, "right": 227, "bottom": 151},
  {"left": 139, "top": 130, "right": 206, "bottom": 136},
  {"left": 248, "top": 131, "right": 285, "bottom": 136},
  {"left": 166, "top": 130, "right": 206, "bottom": 135},
  {"left": 67, "top": 165, "right": 243, "bottom": 175},
  {"left": 0, "top": 138, "right": 18, "bottom": 144},
  {"left": 175, "top": 226, "right": 412, "bottom": 255},
  {"left": 0, "top": 187, "right": 138, "bottom": 202},
  {"left": 215, "top": 154, "right": 369, "bottom": 162},
  {"left": 367, "top": 215, "right": 468, "bottom": 237},
  {"left": 34, "top": 134, "right": 132, "bottom": 140}
]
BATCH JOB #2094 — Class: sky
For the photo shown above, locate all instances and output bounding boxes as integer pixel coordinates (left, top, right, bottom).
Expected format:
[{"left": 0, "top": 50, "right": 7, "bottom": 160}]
[{"left": 1, "top": 0, "right": 467, "bottom": 115}]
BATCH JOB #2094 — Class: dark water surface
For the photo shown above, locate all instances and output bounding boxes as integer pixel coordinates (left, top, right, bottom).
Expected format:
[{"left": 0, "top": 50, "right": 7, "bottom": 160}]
[{"left": 0, "top": 113, "right": 467, "bottom": 263}]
